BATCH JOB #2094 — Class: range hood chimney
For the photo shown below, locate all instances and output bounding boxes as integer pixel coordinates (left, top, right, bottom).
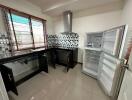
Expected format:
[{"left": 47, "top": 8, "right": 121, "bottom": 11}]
[{"left": 63, "top": 11, "right": 72, "bottom": 33}]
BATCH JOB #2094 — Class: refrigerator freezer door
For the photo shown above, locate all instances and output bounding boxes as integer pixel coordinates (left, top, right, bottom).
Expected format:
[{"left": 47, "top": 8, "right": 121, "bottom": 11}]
[
  {"left": 102, "top": 26, "right": 125, "bottom": 57},
  {"left": 98, "top": 53, "right": 121, "bottom": 96}
]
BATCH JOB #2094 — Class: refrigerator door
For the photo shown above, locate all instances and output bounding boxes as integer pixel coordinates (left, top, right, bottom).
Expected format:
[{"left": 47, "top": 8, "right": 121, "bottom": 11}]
[
  {"left": 98, "top": 53, "right": 122, "bottom": 96},
  {"left": 102, "top": 26, "right": 125, "bottom": 57}
]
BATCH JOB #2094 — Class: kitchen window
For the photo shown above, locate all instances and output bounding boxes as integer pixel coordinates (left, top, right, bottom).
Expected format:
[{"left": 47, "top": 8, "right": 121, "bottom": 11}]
[
  {"left": 31, "top": 18, "right": 45, "bottom": 48},
  {"left": 6, "top": 10, "right": 47, "bottom": 51}
]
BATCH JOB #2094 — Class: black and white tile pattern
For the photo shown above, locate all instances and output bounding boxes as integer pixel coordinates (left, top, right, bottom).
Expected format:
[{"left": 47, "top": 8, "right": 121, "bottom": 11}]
[
  {"left": 0, "top": 32, "right": 11, "bottom": 58},
  {"left": 48, "top": 33, "right": 79, "bottom": 49}
]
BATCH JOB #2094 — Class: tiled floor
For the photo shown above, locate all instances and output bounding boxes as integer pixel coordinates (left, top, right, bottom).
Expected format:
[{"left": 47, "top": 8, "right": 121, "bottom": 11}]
[{"left": 8, "top": 64, "right": 110, "bottom": 100}]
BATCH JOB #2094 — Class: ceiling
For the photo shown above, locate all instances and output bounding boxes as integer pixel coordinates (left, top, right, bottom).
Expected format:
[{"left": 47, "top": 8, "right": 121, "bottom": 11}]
[{"left": 26, "top": 0, "right": 123, "bottom": 16}]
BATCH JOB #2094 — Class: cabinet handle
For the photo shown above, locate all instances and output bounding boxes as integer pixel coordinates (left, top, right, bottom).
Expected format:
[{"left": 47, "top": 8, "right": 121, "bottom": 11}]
[{"left": 8, "top": 74, "right": 12, "bottom": 81}]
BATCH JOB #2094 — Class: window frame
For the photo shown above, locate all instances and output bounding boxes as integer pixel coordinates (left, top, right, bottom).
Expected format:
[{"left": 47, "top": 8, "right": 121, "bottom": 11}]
[
  {"left": 30, "top": 17, "right": 46, "bottom": 49},
  {"left": 0, "top": 4, "right": 47, "bottom": 51},
  {"left": 7, "top": 9, "right": 47, "bottom": 51}
]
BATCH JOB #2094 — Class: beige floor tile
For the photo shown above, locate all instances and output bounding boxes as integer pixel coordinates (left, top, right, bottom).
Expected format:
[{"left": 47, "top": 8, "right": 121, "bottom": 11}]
[{"left": 8, "top": 64, "right": 110, "bottom": 100}]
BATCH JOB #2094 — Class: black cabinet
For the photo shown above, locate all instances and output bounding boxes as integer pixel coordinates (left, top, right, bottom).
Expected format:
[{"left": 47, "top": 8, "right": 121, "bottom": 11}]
[
  {"left": 0, "top": 64, "right": 18, "bottom": 95},
  {"left": 38, "top": 54, "right": 48, "bottom": 73},
  {"left": 46, "top": 49, "right": 56, "bottom": 69},
  {"left": 55, "top": 48, "right": 78, "bottom": 68},
  {"left": 55, "top": 49, "right": 72, "bottom": 66},
  {"left": 49, "top": 48, "right": 78, "bottom": 72},
  {"left": 0, "top": 48, "right": 77, "bottom": 96},
  {"left": 0, "top": 53, "right": 49, "bottom": 96}
]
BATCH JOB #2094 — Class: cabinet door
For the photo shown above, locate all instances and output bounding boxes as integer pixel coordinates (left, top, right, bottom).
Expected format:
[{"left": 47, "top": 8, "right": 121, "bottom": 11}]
[
  {"left": 0, "top": 73, "right": 9, "bottom": 100},
  {"left": 38, "top": 55, "right": 48, "bottom": 73},
  {"left": 0, "top": 64, "right": 18, "bottom": 95}
]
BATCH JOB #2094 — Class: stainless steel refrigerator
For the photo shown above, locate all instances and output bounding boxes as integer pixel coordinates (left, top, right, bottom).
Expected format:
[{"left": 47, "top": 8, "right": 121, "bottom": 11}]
[
  {"left": 83, "top": 25, "right": 129, "bottom": 100},
  {"left": 98, "top": 25, "right": 129, "bottom": 100}
]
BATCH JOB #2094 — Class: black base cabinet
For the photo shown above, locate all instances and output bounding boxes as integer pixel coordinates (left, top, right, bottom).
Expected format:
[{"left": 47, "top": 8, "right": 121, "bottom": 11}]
[
  {"left": 49, "top": 48, "right": 78, "bottom": 71},
  {"left": 0, "top": 54, "right": 49, "bottom": 95},
  {"left": 45, "top": 49, "right": 56, "bottom": 69},
  {"left": 0, "top": 48, "right": 78, "bottom": 96},
  {"left": 38, "top": 54, "right": 48, "bottom": 73},
  {"left": 0, "top": 64, "right": 18, "bottom": 95}
]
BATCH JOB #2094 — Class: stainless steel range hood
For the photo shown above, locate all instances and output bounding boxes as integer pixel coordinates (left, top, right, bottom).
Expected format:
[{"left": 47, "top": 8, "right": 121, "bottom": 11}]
[
  {"left": 63, "top": 11, "right": 72, "bottom": 32},
  {"left": 62, "top": 11, "right": 73, "bottom": 34}
]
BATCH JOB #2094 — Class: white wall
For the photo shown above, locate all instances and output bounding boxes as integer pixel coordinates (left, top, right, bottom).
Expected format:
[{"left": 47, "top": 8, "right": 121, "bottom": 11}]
[
  {"left": 121, "top": 0, "right": 132, "bottom": 28},
  {"left": 119, "top": 0, "right": 132, "bottom": 59},
  {"left": 0, "top": 0, "right": 54, "bottom": 34},
  {"left": 54, "top": 10, "right": 122, "bottom": 63}
]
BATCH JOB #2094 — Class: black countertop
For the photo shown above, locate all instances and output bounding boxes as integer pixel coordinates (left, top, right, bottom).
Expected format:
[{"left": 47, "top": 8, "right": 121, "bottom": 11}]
[
  {"left": 0, "top": 47, "right": 78, "bottom": 64},
  {"left": 0, "top": 48, "right": 48, "bottom": 64}
]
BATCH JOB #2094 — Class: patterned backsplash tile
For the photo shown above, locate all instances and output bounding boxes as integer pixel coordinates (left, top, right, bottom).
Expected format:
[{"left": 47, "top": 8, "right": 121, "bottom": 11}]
[
  {"left": 0, "top": 32, "right": 79, "bottom": 59},
  {"left": 48, "top": 33, "right": 79, "bottom": 49},
  {"left": 0, "top": 32, "right": 11, "bottom": 58}
]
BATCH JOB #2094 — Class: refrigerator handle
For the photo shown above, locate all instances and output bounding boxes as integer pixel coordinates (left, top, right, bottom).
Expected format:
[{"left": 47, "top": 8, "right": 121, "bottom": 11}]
[
  {"left": 122, "top": 64, "right": 129, "bottom": 69},
  {"left": 120, "top": 59, "right": 129, "bottom": 69}
]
